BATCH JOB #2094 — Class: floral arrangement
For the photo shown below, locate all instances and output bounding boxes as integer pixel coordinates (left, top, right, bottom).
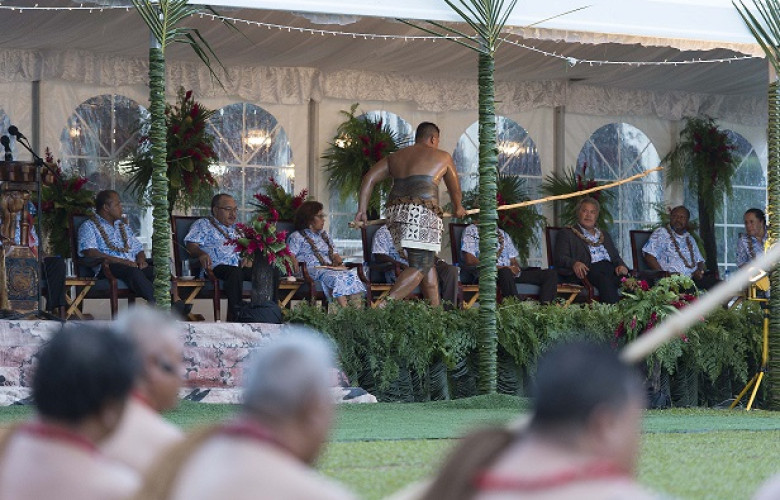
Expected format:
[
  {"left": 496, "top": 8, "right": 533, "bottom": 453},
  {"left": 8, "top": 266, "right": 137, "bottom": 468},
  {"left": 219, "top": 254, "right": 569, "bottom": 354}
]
[
  {"left": 40, "top": 148, "right": 95, "bottom": 256},
  {"left": 127, "top": 87, "right": 219, "bottom": 213},
  {"left": 454, "top": 175, "right": 546, "bottom": 264},
  {"left": 664, "top": 116, "right": 740, "bottom": 272},
  {"left": 322, "top": 103, "right": 402, "bottom": 215},
  {"left": 541, "top": 162, "right": 615, "bottom": 227},
  {"left": 229, "top": 210, "right": 294, "bottom": 274},
  {"left": 613, "top": 275, "right": 697, "bottom": 366},
  {"left": 251, "top": 177, "right": 311, "bottom": 221}
]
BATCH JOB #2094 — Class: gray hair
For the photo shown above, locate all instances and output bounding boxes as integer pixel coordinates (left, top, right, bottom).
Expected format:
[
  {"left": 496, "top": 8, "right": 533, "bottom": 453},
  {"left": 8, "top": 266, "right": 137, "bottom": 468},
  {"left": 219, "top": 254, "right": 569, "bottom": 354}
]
[
  {"left": 576, "top": 196, "right": 600, "bottom": 214},
  {"left": 242, "top": 327, "right": 336, "bottom": 420},
  {"left": 112, "top": 305, "right": 182, "bottom": 357}
]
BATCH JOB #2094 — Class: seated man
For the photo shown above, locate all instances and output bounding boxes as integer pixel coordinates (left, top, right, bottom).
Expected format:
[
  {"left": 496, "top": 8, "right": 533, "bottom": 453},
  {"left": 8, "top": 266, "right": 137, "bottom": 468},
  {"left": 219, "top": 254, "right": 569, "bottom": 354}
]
[
  {"left": 185, "top": 193, "right": 261, "bottom": 320},
  {"left": 371, "top": 224, "right": 460, "bottom": 309},
  {"left": 554, "top": 196, "right": 628, "bottom": 304},
  {"left": 461, "top": 222, "right": 557, "bottom": 304},
  {"left": 419, "top": 341, "right": 655, "bottom": 500},
  {"left": 133, "top": 329, "right": 357, "bottom": 500},
  {"left": 0, "top": 324, "right": 140, "bottom": 500},
  {"left": 642, "top": 205, "right": 719, "bottom": 290},
  {"left": 78, "top": 190, "right": 186, "bottom": 313},
  {"left": 101, "top": 307, "right": 184, "bottom": 475}
]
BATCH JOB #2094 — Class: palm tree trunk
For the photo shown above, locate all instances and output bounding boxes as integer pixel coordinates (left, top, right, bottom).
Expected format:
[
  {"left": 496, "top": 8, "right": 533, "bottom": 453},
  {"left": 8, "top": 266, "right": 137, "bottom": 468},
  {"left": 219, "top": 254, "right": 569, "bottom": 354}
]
[
  {"left": 768, "top": 80, "right": 780, "bottom": 410},
  {"left": 148, "top": 47, "right": 172, "bottom": 308},
  {"left": 477, "top": 51, "right": 498, "bottom": 394}
]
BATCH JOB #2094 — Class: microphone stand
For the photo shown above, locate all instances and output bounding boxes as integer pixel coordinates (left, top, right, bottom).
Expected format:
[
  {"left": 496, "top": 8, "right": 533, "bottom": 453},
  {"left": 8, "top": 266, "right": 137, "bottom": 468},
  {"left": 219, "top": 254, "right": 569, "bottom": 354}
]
[{"left": 11, "top": 136, "right": 62, "bottom": 321}]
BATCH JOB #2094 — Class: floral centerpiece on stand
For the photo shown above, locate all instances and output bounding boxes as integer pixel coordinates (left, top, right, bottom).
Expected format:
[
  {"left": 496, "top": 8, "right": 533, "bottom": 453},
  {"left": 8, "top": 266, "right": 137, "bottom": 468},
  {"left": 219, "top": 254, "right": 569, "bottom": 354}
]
[
  {"left": 453, "top": 175, "right": 546, "bottom": 264},
  {"left": 251, "top": 176, "right": 311, "bottom": 221},
  {"left": 228, "top": 211, "right": 295, "bottom": 304},
  {"left": 664, "top": 116, "right": 740, "bottom": 273},
  {"left": 322, "top": 103, "right": 401, "bottom": 217},
  {"left": 39, "top": 148, "right": 95, "bottom": 256},
  {"left": 541, "top": 162, "right": 615, "bottom": 227},
  {"left": 126, "top": 87, "right": 219, "bottom": 213}
]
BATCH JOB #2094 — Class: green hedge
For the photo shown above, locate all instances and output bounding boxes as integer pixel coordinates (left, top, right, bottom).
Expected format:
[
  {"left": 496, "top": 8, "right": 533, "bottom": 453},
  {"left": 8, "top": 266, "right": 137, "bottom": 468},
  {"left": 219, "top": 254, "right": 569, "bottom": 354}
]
[{"left": 287, "top": 299, "right": 764, "bottom": 406}]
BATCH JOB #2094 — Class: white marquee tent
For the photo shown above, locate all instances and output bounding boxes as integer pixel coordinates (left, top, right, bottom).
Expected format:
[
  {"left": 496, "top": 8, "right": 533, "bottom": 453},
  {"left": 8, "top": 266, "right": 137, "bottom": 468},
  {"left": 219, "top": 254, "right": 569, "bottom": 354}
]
[{"left": 0, "top": 0, "right": 770, "bottom": 270}]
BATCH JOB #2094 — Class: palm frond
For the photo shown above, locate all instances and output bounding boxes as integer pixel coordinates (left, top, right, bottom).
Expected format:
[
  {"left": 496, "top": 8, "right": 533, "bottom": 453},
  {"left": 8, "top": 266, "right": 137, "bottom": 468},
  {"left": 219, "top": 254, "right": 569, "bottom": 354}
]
[{"left": 735, "top": 0, "right": 780, "bottom": 73}]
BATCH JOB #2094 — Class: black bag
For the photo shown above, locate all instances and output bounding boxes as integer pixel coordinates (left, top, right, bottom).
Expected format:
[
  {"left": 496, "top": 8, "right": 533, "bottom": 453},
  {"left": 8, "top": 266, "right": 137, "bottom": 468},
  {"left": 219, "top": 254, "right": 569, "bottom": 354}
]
[{"left": 233, "top": 300, "right": 283, "bottom": 324}]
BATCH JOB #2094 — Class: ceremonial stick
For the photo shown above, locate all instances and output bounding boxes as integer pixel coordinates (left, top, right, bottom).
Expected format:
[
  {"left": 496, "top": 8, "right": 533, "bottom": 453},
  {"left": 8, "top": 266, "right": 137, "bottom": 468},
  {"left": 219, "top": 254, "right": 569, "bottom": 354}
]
[
  {"left": 621, "top": 243, "right": 780, "bottom": 363},
  {"left": 349, "top": 166, "right": 664, "bottom": 228}
]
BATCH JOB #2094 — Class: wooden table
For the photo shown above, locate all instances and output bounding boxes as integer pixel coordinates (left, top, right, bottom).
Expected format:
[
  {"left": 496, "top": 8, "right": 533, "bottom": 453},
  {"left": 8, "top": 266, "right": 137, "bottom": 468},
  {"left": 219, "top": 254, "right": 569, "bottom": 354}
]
[{"left": 64, "top": 277, "right": 97, "bottom": 319}]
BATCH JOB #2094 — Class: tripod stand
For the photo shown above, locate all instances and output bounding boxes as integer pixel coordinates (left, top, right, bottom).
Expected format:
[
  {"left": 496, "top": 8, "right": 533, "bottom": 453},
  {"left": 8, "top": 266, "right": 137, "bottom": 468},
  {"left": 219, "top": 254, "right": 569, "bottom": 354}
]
[{"left": 729, "top": 285, "right": 768, "bottom": 411}]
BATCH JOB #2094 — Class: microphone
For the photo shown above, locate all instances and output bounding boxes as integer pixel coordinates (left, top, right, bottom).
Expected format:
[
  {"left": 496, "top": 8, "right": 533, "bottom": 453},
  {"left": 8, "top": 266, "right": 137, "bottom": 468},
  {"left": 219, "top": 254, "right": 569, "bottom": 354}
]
[
  {"left": 0, "top": 136, "right": 11, "bottom": 161},
  {"left": 8, "top": 126, "right": 25, "bottom": 141}
]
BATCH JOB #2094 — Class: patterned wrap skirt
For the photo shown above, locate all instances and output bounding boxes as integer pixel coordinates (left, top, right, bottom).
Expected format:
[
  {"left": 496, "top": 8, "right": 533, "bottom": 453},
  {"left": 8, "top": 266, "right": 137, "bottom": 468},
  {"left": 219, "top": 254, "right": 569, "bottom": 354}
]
[{"left": 385, "top": 202, "right": 443, "bottom": 254}]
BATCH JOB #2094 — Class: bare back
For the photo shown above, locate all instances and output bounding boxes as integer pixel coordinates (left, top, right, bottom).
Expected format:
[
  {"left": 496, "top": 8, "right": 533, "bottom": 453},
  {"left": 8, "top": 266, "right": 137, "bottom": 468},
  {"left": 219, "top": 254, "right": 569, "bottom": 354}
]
[{"left": 387, "top": 143, "right": 454, "bottom": 183}]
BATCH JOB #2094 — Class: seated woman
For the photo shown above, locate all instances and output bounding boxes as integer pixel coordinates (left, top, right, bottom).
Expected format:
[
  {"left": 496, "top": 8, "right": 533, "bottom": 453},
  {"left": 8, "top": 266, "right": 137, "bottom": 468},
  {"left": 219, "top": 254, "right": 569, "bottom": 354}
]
[
  {"left": 287, "top": 201, "right": 366, "bottom": 307},
  {"left": 736, "top": 208, "right": 767, "bottom": 268}
]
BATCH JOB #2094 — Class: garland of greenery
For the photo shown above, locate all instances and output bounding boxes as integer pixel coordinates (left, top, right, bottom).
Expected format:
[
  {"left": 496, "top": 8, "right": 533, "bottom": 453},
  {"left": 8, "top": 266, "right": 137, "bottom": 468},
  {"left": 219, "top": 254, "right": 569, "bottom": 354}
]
[
  {"left": 322, "top": 103, "right": 401, "bottom": 216},
  {"left": 287, "top": 297, "right": 762, "bottom": 405}
]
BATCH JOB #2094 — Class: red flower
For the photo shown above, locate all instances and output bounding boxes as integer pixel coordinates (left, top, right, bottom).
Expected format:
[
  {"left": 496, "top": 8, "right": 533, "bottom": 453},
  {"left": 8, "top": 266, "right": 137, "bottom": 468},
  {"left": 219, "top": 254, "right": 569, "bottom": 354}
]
[
  {"left": 639, "top": 280, "right": 650, "bottom": 292},
  {"left": 359, "top": 135, "right": 370, "bottom": 145},
  {"left": 190, "top": 103, "right": 200, "bottom": 118},
  {"left": 291, "top": 197, "right": 303, "bottom": 209},
  {"left": 253, "top": 194, "right": 273, "bottom": 206},
  {"left": 269, "top": 208, "right": 280, "bottom": 221},
  {"left": 362, "top": 147, "right": 370, "bottom": 157}
]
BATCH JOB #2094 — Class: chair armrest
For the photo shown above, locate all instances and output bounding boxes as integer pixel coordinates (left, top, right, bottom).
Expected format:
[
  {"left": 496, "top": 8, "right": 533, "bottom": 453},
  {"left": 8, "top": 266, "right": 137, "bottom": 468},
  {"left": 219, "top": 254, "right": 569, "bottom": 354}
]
[
  {"left": 346, "top": 262, "right": 370, "bottom": 284},
  {"left": 298, "top": 262, "right": 316, "bottom": 286},
  {"left": 100, "top": 261, "right": 117, "bottom": 282}
]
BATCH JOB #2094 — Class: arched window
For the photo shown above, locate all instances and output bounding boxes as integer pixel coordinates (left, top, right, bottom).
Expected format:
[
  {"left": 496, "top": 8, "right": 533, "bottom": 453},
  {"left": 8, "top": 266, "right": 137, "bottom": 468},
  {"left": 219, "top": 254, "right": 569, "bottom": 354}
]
[
  {"left": 453, "top": 117, "right": 543, "bottom": 266},
  {"left": 206, "top": 103, "right": 293, "bottom": 220},
  {"left": 59, "top": 94, "right": 150, "bottom": 246},
  {"left": 715, "top": 131, "right": 764, "bottom": 273},
  {"left": 576, "top": 123, "right": 663, "bottom": 266},
  {"left": 327, "top": 110, "right": 413, "bottom": 260}
]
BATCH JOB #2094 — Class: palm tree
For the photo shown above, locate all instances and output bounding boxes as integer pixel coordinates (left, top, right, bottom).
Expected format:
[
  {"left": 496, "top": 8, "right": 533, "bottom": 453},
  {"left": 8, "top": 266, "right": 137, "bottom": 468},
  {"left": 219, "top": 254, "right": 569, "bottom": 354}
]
[
  {"left": 734, "top": 0, "right": 780, "bottom": 409},
  {"left": 132, "top": 0, "right": 231, "bottom": 307},
  {"left": 405, "top": 0, "right": 518, "bottom": 394}
]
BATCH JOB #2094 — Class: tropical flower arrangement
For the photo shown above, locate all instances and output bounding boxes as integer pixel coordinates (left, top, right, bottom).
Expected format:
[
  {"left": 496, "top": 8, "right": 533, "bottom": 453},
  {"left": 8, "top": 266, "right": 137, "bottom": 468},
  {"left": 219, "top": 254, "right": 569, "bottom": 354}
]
[
  {"left": 613, "top": 275, "right": 697, "bottom": 348},
  {"left": 541, "top": 162, "right": 615, "bottom": 227},
  {"left": 322, "top": 103, "right": 402, "bottom": 216},
  {"left": 229, "top": 210, "right": 294, "bottom": 275},
  {"left": 127, "top": 87, "right": 219, "bottom": 213},
  {"left": 251, "top": 177, "right": 311, "bottom": 221},
  {"left": 39, "top": 148, "right": 95, "bottom": 256},
  {"left": 664, "top": 116, "right": 740, "bottom": 272},
  {"left": 454, "top": 175, "right": 546, "bottom": 264}
]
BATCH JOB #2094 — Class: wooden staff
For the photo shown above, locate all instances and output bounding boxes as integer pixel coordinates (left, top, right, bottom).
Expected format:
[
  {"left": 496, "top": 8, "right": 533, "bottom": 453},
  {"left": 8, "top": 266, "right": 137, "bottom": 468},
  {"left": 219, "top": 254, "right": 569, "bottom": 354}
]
[
  {"left": 621, "top": 243, "right": 780, "bottom": 363},
  {"left": 349, "top": 166, "right": 663, "bottom": 228}
]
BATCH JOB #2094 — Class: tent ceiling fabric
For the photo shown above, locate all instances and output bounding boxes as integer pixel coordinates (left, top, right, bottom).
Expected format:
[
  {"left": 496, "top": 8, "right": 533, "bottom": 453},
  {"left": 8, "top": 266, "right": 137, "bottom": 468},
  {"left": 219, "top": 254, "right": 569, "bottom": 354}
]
[
  {"left": 206, "top": 0, "right": 762, "bottom": 51},
  {"left": 0, "top": 3, "right": 767, "bottom": 98}
]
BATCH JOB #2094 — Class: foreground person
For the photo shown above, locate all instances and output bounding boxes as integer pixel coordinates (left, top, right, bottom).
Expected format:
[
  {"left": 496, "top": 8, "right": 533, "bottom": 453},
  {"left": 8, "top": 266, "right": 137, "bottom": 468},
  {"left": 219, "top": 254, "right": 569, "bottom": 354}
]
[
  {"left": 0, "top": 324, "right": 140, "bottom": 500},
  {"left": 418, "top": 341, "right": 658, "bottom": 500},
  {"left": 101, "top": 307, "right": 185, "bottom": 474},
  {"left": 355, "top": 122, "right": 467, "bottom": 307},
  {"left": 133, "top": 329, "right": 357, "bottom": 500}
]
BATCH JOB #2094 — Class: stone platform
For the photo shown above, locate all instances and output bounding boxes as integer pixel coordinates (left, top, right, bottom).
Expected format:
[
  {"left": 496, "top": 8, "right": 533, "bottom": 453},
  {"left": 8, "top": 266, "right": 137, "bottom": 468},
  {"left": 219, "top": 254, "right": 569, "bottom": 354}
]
[{"left": 0, "top": 320, "right": 376, "bottom": 406}]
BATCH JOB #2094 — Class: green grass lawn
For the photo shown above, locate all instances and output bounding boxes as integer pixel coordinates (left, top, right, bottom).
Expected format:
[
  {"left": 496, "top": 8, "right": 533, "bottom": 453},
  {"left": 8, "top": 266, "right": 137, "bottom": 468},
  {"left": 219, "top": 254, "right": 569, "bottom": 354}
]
[{"left": 2, "top": 395, "right": 780, "bottom": 499}]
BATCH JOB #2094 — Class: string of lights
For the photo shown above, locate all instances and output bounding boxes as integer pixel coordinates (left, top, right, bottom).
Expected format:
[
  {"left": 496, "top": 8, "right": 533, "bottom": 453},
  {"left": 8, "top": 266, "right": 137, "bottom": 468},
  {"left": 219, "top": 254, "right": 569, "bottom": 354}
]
[{"left": 0, "top": 4, "right": 761, "bottom": 66}]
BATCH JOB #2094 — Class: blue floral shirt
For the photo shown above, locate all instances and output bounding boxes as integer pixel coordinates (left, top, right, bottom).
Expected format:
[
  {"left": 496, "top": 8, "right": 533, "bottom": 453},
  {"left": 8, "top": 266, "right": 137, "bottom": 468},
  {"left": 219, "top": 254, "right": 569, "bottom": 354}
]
[
  {"left": 184, "top": 217, "right": 240, "bottom": 268},
  {"left": 372, "top": 225, "right": 407, "bottom": 282},
  {"left": 576, "top": 225, "right": 611, "bottom": 264},
  {"left": 78, "top": 214, "right": 143, "bottom": 261},
  {"left": 287, "top": 228, "right": 365, "bottom": 299},
  {"left": 642, "top": 226, "right": 704, "bottom": 277},
  {"left": 736, "top": 233, "right": 767, "bottom": 267},
  {"left": 461, "top": 224, "right": 518, "bottom": 267}
]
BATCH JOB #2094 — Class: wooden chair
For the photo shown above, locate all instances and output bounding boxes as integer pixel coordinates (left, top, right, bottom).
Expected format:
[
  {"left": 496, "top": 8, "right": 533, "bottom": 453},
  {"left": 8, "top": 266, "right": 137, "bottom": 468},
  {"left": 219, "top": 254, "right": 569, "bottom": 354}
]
[
  {"left": 629, "top": 229, "right": 668, "bottom": 283},
  {"left": 67, "top": 214, "right": 138, "bottom": 319},
  {"left": 171, "top": 215, "right": 222, "bottom": 321},
  {"left": 545, "top": 226, "right": 591, "bottom": 304}
]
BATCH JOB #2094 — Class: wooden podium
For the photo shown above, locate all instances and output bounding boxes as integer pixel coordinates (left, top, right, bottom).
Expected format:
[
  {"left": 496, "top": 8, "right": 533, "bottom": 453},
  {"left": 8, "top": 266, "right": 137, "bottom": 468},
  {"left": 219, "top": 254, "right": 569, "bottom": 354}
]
[{"left": 0, "top": 161, "right": 55, "bottom": 313}]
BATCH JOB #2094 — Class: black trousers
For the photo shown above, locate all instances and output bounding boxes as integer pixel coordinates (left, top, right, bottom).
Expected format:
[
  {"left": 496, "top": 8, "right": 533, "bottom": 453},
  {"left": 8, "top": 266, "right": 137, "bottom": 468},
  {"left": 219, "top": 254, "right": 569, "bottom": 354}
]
[
  {"left": 213, "top": 265, "right": 254, "bottom": 313},
  {"left": 461, "top": 266, "right": 558, "bottom": 304},
  {"left": 575, "top": 260, "right": 622, "bottom": 304},
  {"left": 435, "top": 260, "right": 460, "bottom": 310},
  {"left": 42, "top": 256, "right": 66, "bottom": 311},
  {"left": 101, "top": 263, "right": 155, "bottom": 303}
]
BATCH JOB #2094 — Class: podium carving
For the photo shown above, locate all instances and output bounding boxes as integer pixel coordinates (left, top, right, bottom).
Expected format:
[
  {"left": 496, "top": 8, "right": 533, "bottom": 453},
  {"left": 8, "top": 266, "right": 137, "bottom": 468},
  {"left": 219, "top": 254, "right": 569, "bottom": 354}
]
[{"left": 0, "top": 161, "right": 54, "bottom": 312}]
